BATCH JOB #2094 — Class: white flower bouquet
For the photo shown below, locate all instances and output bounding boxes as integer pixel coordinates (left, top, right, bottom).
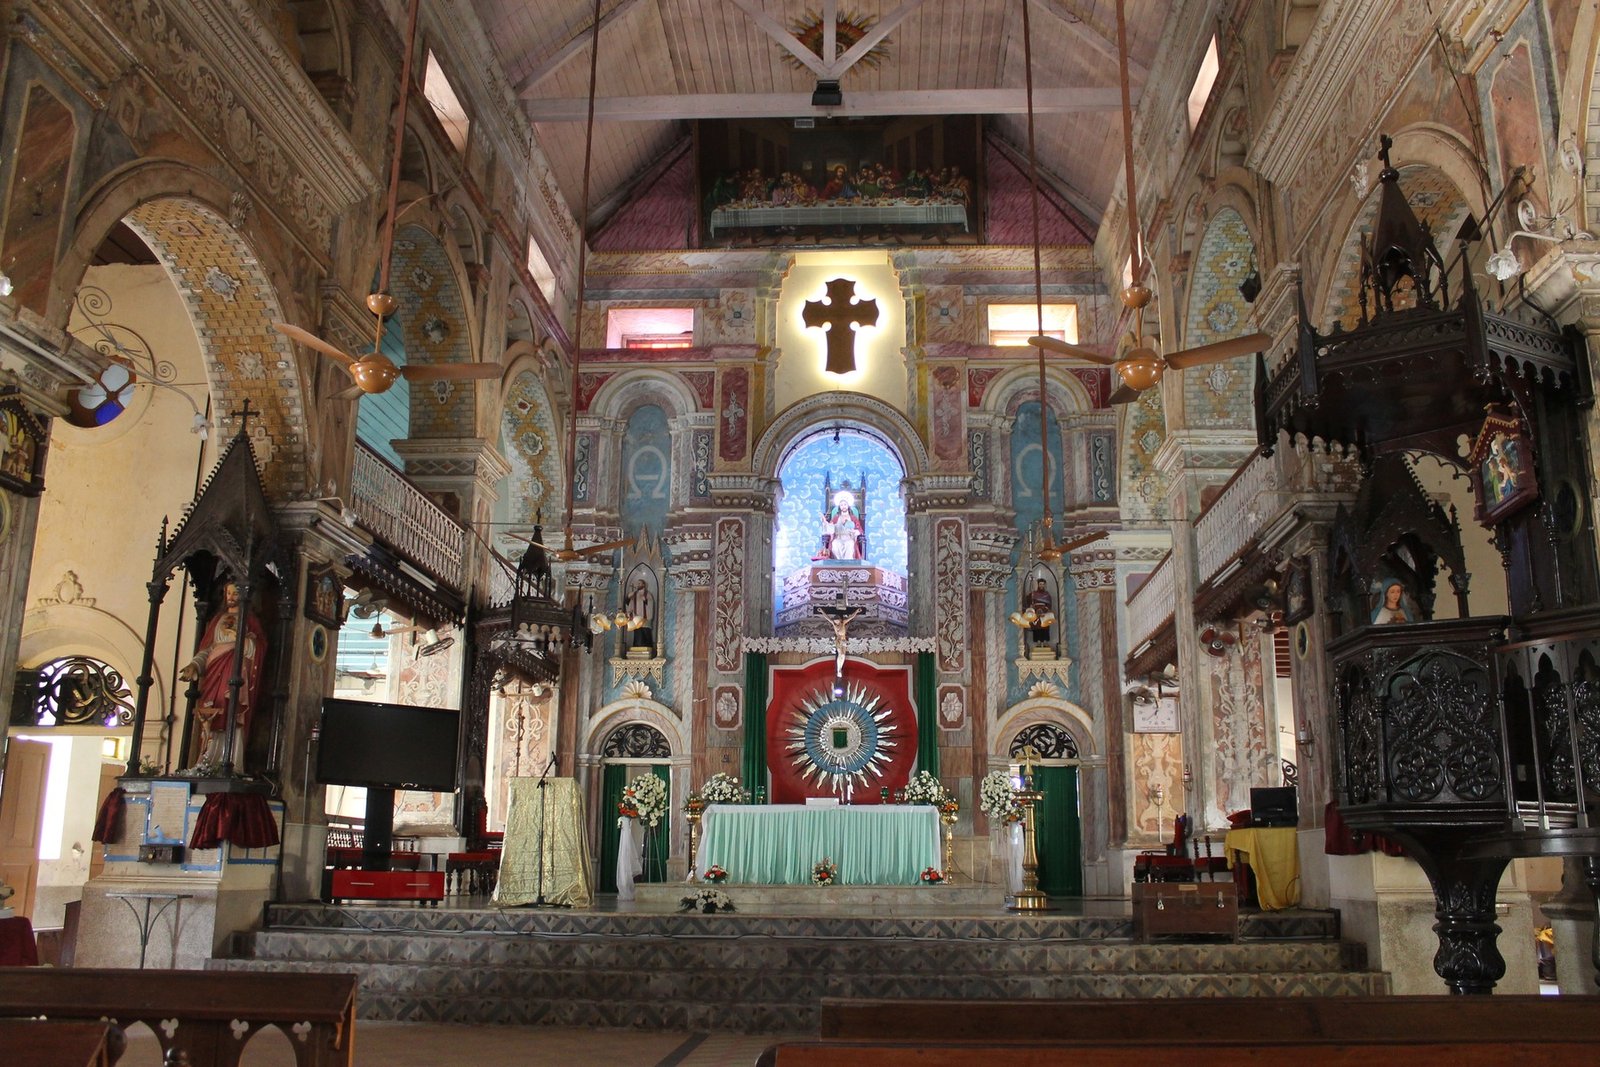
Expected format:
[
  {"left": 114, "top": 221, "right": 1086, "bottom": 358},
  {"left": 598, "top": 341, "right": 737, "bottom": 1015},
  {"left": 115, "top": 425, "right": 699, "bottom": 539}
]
[
  {"left": 979, "top": 770, "right": 1022, "bottom": 823},
  {"left": 900, "top": 770, "right": 948, "bottom": 806},
  {"left": 699, "top": 772, "right": 750, "bottom": 805},
  {"left": 623, "top": 772, "right": 669, "bottom": 828},
  {"left": 679, "top": 888, "right": 735, "bottom": 913}
]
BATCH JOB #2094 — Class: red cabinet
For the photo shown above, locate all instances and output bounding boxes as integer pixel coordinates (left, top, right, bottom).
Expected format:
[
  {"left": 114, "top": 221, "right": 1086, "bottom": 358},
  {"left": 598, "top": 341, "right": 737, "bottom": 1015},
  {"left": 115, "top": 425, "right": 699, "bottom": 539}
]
[{"left": 327, "top": 869, "right": 444, "bottom": 906}]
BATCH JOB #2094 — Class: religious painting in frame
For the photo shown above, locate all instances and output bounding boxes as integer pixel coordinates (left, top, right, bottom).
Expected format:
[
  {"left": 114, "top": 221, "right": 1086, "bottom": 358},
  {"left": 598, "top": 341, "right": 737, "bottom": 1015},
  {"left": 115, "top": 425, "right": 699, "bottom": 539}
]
[
  {"left": 1281, "top": 556, "right": 1312, "bottom": 625},
  {"left": 0, "top": 391, "right": 49, "bottom": 496},
  {"left": 1467, "top": 406, "right": 1538, "bottom": 526},
  {"left": 304, "top": 564, "right": 345, "bottom": 629}
]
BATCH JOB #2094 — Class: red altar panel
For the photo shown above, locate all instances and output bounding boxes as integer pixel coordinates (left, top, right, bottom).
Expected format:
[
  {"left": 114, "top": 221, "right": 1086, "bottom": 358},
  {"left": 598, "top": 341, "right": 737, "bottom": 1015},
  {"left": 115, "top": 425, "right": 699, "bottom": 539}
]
[{"left": 766, "top": 658, "right": 916, "bottom": 805}]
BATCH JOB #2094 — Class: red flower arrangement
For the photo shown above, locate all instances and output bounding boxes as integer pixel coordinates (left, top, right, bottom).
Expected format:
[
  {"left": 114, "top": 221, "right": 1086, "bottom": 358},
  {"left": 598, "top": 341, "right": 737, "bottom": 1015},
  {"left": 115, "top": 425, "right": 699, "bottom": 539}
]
[{"left": 920, "top": 867, "right": 945, "bottom": 884}]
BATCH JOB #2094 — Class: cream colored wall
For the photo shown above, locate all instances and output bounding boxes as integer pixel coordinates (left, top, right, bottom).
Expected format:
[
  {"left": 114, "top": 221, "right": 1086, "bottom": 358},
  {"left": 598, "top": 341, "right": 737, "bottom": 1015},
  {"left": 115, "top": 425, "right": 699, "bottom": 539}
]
[
  {"left": 1408, "top": 455, "right": 1509, "bottom": 618},
  {"left": 23, "top": 263, "right": 213, "bottom": 764},
  {"left": 773, "top": 251, "right": 907, "bottom": 413}
]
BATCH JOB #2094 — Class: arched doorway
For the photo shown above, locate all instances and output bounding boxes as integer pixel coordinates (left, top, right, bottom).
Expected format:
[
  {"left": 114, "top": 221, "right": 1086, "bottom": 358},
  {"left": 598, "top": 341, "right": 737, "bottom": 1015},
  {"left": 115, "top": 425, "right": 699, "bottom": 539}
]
[
  {"left": 1009, "top": 722, "right": 1083, "bottom": 897},
  {"left": 597, "top": 722, "right": 671, "bottom": 892}
]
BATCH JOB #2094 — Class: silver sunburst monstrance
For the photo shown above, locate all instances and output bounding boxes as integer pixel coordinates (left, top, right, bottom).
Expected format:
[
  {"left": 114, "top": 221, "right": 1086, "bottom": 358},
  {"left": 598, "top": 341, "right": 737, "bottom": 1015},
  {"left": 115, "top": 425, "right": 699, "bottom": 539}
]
[{"left": 785, "top": 681, "right": 898, "bottom": 800}]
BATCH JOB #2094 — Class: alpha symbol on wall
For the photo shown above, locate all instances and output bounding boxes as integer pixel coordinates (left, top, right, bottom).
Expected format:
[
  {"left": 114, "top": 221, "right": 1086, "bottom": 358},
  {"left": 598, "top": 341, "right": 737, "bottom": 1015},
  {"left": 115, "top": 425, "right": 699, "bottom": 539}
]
[{"left": 803, "top": 278, "right": 879, "bottom": 375}]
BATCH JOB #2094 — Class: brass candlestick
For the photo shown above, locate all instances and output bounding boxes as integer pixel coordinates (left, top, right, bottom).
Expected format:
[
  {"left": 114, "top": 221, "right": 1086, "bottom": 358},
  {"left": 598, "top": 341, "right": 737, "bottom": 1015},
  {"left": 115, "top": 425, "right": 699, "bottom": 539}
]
[
  {"left": 685, "top": 796, "right": 705, "bottom": 880},
  {"left": 1009, "top": 747, "right": 1052, "bottom": 912},
  {"left": 940, "top": 800, "right": 959, "bottom": 881}
]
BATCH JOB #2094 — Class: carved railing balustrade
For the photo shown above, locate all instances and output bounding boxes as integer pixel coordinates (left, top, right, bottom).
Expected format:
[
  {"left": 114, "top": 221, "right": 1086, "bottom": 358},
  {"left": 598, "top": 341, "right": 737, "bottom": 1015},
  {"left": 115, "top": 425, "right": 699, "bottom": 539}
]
[
  {"left": 1195, "top": 452, "right": 1280, "bottom": 586},
  {"left": 350, "top": 443, "right": 467, "bottom": 589},
  {"left": 1126, "top": 551, "right": 1176, "bottom": 657}
]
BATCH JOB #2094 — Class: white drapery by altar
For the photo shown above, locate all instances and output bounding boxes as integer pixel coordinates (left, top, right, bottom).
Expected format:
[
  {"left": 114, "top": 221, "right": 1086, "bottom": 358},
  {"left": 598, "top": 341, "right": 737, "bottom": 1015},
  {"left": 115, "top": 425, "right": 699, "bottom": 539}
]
[
  {"left": 1005, "top": 822, "right": 1024, "bottom": 896},
  {"left": 616, "top": 816, "right": 643, "bottom": 901}
]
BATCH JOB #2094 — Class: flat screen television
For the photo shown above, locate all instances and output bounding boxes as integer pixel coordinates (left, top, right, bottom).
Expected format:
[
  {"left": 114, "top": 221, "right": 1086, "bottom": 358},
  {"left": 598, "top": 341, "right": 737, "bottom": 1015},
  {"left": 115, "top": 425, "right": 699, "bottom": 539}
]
[{"left": 316, "top": 698, "right": 460, "bottom": 792}]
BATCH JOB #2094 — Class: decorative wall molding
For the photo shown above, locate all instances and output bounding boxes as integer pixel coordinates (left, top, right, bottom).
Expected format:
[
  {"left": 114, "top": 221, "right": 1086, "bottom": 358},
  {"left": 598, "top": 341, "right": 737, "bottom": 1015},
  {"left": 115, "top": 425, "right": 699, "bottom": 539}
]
[
  {"left": 743, "top": 635, "right": 936, "bottom": 654},
  {"left": 713, "top": 517, "right": 744, "bottom": 672},
  {"left": 934, "top": 517, "right": 967, "bottom": 672},
  {"left": 609, "top": 656, "right": 666, "bottom": 685},
  {"left": 1014, "top": 656, "right": 1075, "bottom": 687}
]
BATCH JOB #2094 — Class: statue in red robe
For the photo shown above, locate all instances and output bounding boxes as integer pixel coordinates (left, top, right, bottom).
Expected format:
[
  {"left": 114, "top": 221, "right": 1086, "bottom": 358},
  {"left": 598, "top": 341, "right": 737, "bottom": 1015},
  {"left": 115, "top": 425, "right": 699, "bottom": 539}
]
[{"left": 180, "top": 581, "right": 267, "bottom": 771}]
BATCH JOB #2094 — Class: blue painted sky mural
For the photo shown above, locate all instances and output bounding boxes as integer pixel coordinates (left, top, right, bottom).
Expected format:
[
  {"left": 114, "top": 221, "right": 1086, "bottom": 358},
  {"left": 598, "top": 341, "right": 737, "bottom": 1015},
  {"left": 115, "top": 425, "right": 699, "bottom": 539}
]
[
  {"left": 774, "top": 429, "right": 907, "bottom": 612},
  {"left": 1006, "top": 400, "right": 1077, "bottom": 704},
  {"left": 620, "top": 404, "right": 671, "bottom": 539}
]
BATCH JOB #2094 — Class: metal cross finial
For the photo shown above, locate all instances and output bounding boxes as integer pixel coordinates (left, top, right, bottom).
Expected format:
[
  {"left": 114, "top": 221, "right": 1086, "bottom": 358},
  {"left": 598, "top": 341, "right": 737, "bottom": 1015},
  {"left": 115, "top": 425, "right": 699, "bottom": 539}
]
[
  {"left": 230, "top": 399, "right": 257, "bottom": 435},
  {"left": 1018, "top": 744, "right": 1041, "bottom": 779}
]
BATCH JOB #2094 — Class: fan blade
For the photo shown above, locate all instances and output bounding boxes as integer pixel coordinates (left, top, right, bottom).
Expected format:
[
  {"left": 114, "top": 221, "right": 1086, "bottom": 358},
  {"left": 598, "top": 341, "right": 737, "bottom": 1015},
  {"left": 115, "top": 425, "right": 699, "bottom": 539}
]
[
  {"left": 1107, "top": 385, "right": 1140, "bottom": 405},
  {"left": 273, "top": 322, "right": 359, "bottom": 368},
  {"left": 1164, "top": 332, "right": 1272, "bottom": 369},
  {"left": 1027, "top": 335, "right": 1119, "bottom": 365},
  {"left": 571, "top": 538, "right": 631, "bottom": 558},
  {"left": 1056, "top": 530, "right": 1109, "bottom": 553},
  {"left": 400, "top": 363, "right": 503, "bottom": 382},
  {"left": 335, "top": 383, "right": 365, "bottom": 402}
]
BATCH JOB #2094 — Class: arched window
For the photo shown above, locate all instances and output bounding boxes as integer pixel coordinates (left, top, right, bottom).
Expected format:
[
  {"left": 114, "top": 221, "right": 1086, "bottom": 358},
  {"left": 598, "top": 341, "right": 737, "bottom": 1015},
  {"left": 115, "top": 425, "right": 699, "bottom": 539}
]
[
  {"left": 14, "top": 656, "right": 134, "bottom": 728},
  {"left": 602, "top": 723, "right": 670, "bottom": 759},
  {"left": 1010, "top": 723, "right": 1078, "bottom": 760}
]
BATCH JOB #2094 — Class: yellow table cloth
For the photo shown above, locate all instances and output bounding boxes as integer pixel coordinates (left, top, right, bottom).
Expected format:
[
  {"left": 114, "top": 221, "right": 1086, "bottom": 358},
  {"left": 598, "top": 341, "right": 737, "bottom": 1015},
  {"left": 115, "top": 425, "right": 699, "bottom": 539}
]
[
  {"left": 495, "top": 777, "right": 593, "bottom": 907},
  {"left": 1224, "top": 826, "right": 1301, "bottom": 910}
]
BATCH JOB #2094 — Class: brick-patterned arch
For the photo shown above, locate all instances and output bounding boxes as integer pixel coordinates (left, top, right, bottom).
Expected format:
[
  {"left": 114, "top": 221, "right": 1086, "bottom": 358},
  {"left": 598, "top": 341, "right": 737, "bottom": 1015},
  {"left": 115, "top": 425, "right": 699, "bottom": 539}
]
[
  {"left": 1178, "top": 207, "right": 1257, "bottom": 432},
  {"left": 124, "top": 198, "right": 310, "bottom": 496}
]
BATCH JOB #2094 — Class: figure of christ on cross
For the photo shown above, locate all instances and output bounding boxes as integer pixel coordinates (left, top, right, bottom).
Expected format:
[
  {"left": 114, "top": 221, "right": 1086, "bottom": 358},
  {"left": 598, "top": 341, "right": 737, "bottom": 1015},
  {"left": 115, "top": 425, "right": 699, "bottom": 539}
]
[
  {"left": 816, "top": 598, "right": 866, "bottom": 686},
  {"left": 802, "top": 278, "right": 880, "bottom": 375}
]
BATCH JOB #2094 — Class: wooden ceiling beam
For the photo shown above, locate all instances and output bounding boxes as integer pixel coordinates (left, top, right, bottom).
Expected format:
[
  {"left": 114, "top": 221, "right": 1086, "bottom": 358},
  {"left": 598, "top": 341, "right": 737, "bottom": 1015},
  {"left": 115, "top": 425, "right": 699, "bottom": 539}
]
[
  {"left": 513, "top": 0, "right": 647, "bottom": 97},
  {"left": 825, "top": 0, "right": 930, "bottom": 79},
  {"left": 726, "top": 0, "right": 831, "bottom": 79},
  {"left": 528, "top": 88, "right": 1130, "bottom": 122},
  {"left": 1033, "top": 0, "right": 1148, "bottom": 80}
]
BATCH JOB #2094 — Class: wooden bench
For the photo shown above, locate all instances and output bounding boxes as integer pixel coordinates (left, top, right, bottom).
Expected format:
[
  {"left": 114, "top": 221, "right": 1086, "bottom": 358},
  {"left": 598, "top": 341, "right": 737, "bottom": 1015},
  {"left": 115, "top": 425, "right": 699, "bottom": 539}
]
[
  {"left": 0, "top": 969, "right": 356, "bottom": 1067},
  {"left": 0, "top": 1020, "right": 122, "bottom": 1066},
  {"left": 763, "top": 996, "right": 1600, "bottom": 1066}
]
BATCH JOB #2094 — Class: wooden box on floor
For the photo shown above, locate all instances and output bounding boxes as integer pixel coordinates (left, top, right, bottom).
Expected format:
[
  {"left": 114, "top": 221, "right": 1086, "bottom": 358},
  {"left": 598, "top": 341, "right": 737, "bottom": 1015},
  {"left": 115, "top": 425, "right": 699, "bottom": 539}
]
[{"left": 1133, "top": 880, "right": 1237, "bottom": 941}]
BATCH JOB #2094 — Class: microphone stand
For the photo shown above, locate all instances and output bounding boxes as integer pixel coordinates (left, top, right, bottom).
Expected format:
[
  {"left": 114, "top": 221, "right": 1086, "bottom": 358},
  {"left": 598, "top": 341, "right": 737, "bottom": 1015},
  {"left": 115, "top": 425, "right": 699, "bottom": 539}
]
[{"left": 533, "top": 753, "right": 566, "bottom": 907}]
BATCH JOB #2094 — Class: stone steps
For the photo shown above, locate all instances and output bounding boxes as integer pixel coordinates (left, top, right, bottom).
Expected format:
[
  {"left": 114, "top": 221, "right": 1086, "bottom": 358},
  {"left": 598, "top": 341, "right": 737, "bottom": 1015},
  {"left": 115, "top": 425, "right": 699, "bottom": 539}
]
[{"left": 217, "top": 902, "right": 1387, "bottom": 1032}]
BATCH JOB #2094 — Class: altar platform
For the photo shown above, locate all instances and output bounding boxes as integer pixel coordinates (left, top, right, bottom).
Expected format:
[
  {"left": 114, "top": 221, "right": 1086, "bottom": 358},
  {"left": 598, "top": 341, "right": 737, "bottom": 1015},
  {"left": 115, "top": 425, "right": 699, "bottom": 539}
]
[{"left": 218, "top": 896, "right": 1381, "bottom": 1033}]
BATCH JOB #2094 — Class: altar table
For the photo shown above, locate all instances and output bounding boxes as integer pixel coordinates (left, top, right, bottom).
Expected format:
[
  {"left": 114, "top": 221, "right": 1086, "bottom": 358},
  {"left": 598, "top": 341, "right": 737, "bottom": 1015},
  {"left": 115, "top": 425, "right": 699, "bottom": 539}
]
[
  {"left": 1224, "top": 826, "right": 1301, "bottom": 910},
  {"left": 695, "top": 804, "right": 941, "bottom": 885}
]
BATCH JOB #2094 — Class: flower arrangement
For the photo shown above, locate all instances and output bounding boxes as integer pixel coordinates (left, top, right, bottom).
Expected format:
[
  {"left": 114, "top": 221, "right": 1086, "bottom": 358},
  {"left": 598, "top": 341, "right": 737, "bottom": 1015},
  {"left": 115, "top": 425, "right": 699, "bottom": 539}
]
[
  {"left": 704, "top": 865, "right": 729, "bottom": 884},
  {"left": 622, "top": 773, "right": 668, "bottom": 828},
  {"left": 901, "top": 770, "right": 948, "bottom": 806},
  {"left": 812, "top": 858, "right": 838, "bottom": 886},
  {"left": 920, "top": 867, "right": 945, "bottom": 884},
  {"left": 698, "top": 772, "right": 751, "bottom": 805},
  {"left": 679, "top": 888, "right": 735, "bottom": 914},
  {"left": 979, "top": 770, "right": 1022, "bottom": 823}
]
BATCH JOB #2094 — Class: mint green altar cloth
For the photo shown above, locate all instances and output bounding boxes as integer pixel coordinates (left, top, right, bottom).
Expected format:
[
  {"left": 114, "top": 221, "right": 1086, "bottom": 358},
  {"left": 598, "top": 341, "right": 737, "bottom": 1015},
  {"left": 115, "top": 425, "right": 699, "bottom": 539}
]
[{"left": 694, "top": 804, "right": 941, "bottom": 885}]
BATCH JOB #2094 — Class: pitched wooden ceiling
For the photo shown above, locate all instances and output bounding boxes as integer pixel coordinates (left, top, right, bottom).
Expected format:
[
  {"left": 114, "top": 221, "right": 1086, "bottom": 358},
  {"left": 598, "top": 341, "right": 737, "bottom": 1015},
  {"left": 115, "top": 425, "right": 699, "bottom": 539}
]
[{"left": 469, "top": 0, "right": 1170, "bottom": 229}]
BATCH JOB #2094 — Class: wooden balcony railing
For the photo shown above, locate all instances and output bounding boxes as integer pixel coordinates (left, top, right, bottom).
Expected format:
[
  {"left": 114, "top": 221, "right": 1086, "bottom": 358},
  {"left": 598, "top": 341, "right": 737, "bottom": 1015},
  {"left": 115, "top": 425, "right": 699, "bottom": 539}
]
[
  {"left": 350, "top": 442, "right": 467, "bottom": 589},
  {"left": 1126, "top": 550, "right": 1176, "bottom": 651},
  {"left": 1194, "top": 451, "right": 1280, "bottom": 586}
]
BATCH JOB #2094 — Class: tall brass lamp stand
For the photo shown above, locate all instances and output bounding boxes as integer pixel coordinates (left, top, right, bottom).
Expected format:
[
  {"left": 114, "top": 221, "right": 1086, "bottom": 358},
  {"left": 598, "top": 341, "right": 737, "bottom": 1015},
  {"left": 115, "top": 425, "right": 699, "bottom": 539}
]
[{"left": 1009, "top": 746, "right": 1053, "bottom": 911}]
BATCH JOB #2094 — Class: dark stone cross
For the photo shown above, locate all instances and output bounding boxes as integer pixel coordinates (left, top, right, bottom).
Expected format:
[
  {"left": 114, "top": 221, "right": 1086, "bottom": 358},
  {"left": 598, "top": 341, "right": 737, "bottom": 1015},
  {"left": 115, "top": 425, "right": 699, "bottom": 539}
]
[{"left": 803, "top": 278, "right": 879, "bottom": 375}]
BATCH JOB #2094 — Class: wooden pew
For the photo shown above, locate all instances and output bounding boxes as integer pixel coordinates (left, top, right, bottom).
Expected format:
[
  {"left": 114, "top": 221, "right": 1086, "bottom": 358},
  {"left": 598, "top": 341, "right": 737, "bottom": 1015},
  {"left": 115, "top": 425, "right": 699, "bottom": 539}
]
[
  {"left": 764, "top": 996, "right": 1600, "bottom": 1066},
  {"left": 0, "top": 1020, "right": 123, "bottom": 1066},
  {"left": 0, "top": 969, "right": 356, "bottom": 1067}
]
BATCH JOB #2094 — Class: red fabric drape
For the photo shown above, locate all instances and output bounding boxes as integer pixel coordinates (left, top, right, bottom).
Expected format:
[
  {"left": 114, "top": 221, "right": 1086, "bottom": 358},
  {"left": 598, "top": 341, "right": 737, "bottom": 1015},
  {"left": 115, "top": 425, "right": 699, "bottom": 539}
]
[
  {"left": 90, "top": 787, "right": 126, "bottom": 843},
  {"left": 0, "top": 916, "right": 38, "bottom": 966},
  {"left": 189, "top": 792, "right": 279, "bottom": 850},
  {"left": 1323, "top": 800, "right": 1405, "bottom": 857}
]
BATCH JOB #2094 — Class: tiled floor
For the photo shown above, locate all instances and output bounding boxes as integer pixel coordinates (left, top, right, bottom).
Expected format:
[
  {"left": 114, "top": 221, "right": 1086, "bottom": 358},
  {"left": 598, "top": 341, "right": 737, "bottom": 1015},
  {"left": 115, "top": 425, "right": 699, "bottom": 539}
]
[{"left": 121, "top": 1022, "right": 794, "bottom": 1066}]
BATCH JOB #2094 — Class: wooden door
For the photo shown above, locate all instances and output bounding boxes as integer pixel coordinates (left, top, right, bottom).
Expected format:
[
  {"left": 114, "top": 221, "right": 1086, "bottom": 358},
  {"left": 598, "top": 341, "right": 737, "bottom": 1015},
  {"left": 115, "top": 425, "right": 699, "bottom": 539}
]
[
  {"left": 89, "top": 761, "right": 122, "bottom": 881},
  {"left": 0, "top": 738, "right": 49, "bottom": 919}
]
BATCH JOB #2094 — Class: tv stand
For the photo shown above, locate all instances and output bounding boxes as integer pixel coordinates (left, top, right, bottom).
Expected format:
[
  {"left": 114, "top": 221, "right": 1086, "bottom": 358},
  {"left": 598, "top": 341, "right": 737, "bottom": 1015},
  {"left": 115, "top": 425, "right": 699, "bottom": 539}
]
[{"left": 326, "top": 868, "right": 444, "bottom": 906}]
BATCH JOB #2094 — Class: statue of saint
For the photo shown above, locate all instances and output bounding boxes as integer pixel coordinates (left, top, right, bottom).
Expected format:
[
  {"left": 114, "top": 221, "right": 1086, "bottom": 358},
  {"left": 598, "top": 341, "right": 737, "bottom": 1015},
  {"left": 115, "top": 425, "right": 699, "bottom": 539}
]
[
  {"left": 820, "top": 488, "right": 865, "bottom": 561},
  {"left": 180, "top": 580, "right": 267, "bottom": 772},
  {"left": 1028, "top": 578, "right": 1054, "bottom": 644},
  {"left": 627, "top": 577, "right": 655, "bottom": 654}
]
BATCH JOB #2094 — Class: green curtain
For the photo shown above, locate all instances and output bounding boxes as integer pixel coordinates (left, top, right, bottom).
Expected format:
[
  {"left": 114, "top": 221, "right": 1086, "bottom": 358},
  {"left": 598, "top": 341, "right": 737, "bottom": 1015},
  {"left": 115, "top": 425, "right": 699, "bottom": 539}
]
[
  {"left": 599, "top": 764, "right": 625, "bottom": 893},
  {"left": 914, "top": 651, "right": 939, "bottom": 778},
  {"left": 1033, "top": 765, "right": 1082, "bottom": 897},
  {"left": 742, "top": 652, "right": 769, "bottom": 796},
  {"left": 599, "top": 764, "right": 672, "bottom": 890}
]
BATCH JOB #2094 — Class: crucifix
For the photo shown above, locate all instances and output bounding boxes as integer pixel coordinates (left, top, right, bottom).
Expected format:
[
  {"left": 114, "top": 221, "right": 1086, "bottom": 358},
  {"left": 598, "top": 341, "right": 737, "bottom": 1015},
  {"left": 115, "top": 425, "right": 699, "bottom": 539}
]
[
  {"left": 802, "top": 278, "right": 879, "bottom": 375},
  {"left": 816, "top": 592, "right": 865, "bottom": 685}
]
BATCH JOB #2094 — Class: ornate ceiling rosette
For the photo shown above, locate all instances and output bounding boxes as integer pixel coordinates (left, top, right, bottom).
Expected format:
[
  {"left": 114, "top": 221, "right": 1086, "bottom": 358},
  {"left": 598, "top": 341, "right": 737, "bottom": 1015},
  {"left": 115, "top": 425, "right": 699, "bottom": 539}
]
[
  {"left": 766, "top": 658, "right": 917, "bottom": 803},
  {"left": 783, "top": 10, "right": 891, "bottom": 69}
]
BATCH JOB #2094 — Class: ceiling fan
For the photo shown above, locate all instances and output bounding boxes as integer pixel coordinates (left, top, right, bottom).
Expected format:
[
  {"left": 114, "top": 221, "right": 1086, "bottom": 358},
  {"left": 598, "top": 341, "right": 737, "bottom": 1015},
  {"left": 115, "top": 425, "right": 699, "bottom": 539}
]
[
  {"left": 271, "top": 0, "right": 500, "bottom": 399},
  {"left": 502, "top": 522, "right": 630, "bottom": 563},
  {"left": 1028, "top": 0, "right": 1269, "bottom": 405}
]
